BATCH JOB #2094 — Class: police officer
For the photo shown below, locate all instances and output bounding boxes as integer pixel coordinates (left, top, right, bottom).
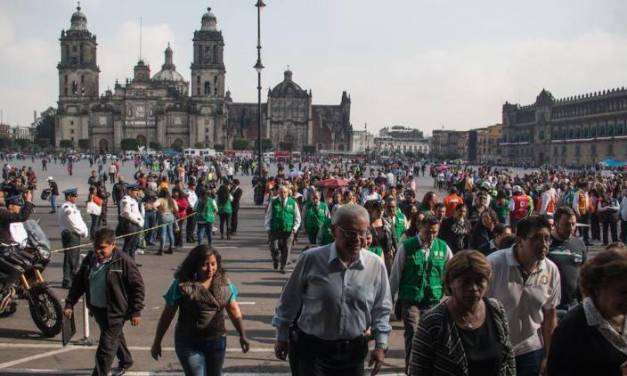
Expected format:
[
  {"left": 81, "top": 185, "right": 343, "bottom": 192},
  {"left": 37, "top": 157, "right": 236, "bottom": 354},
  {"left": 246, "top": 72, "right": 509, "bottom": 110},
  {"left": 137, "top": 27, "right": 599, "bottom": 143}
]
[
  {"left": 119, "top": 184, "right": 144, "bottom": 265},
  {"left": 58, "top": 188, "right": 89, "bottom": 289},
  {"left": 0, "top": 192, "right": 34, "bottom": 243}
]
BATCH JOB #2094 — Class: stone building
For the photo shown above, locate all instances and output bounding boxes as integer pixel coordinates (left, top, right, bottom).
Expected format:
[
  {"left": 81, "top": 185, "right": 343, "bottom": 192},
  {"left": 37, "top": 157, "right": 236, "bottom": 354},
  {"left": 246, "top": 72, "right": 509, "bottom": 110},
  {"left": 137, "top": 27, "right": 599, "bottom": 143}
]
[
  {"left": 431, "top": 129, "right": 469, "bottom": 160},
  {"left": 55, "top": 5, "right": 352, "bottom": 153},
  {"left": 486, "top": 124, "right": 503, "bottom": 163},
  {"left": 500, "top": 88, "right": 627, "bottom": 166},
  {"left": 374, "top": 125, "right": 429, "bottom": 155}
]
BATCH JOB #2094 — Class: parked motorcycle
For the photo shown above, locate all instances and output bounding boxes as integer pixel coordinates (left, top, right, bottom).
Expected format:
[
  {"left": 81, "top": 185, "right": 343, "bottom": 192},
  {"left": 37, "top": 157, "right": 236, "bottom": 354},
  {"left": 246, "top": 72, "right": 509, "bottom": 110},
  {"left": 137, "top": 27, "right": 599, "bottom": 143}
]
[{"left": 0, "top": 220, "right": 63, "bottom": 337}]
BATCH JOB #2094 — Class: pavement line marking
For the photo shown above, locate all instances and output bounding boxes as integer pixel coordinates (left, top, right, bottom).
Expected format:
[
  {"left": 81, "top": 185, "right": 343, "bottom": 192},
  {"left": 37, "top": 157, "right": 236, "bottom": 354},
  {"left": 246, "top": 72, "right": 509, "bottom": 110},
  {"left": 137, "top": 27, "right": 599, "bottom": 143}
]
[
  {"left": 238, "top": 301, "right": 256, "bottom": 305},
  {"left": 0, "top": 347, "right": 77, "bottom": 369},
  {"left": 0, "top": 343, "right": 274, "bottom": 352}
]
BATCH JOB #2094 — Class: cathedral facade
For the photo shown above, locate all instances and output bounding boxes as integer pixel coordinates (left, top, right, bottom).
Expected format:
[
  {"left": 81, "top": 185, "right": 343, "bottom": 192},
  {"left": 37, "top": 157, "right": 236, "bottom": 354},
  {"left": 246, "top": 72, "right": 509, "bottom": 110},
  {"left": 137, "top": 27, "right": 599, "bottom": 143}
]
[{"left": 55, "top": 6, "right": 352, "bottom": 153}]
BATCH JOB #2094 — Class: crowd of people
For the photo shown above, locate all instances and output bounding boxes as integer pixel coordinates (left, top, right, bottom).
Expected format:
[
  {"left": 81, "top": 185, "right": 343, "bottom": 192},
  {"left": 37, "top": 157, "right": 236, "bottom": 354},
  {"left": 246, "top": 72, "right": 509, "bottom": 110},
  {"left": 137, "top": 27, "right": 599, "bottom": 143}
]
[{"left": 0, "top": 153, "right": 626, "bottom": 375}]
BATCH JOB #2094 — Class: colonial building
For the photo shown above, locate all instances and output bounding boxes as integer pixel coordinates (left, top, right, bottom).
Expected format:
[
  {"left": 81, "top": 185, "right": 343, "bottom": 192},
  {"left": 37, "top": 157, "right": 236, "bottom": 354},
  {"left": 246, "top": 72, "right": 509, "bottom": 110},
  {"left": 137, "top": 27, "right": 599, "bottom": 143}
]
[
  {"left": 55, "top": 5, "right": 352, "bottom": 153},
  {"left": 373, "top": 125, "right": 429, "bottom": 155},
  {"left": 486, "top": 123, "right": 503, "bottom": 163},
  {"left": 501, "top": 88, "right": 627, "bottom": 166},
  {"left": 431, "top": 129, "right": 469, "bottom": 160}
]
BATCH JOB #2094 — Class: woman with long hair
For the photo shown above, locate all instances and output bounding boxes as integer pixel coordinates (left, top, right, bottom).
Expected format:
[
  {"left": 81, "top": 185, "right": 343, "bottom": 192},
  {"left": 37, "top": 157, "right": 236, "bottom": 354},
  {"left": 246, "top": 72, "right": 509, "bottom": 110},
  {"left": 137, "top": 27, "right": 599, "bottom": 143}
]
[
  {"left": 364, "top": 199, "right": 397, "bottom": 273},
  {"left": 216, "top": 181, "right": 233, "bottom": 240},
  {"left": 155, "top": 188, "right": 178, "bottom": 255},
  {"left": 151, "top": 245, "right": 250, "bottom": 375},
  {"left": 419, "top": 191, "right": 438, "bottom": 215}
]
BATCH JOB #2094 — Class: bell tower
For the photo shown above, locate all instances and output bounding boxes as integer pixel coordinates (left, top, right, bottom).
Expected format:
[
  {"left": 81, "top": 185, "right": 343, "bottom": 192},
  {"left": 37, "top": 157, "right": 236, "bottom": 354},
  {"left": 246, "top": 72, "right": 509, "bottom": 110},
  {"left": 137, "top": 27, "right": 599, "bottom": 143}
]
[
  {"left": 191, "top": 7, "right": 225, "bottom": 98},
  {"left": 57, "top": 2, "right": 99, "bottom": 99},
  {"left": 190, "top": 6, "right": 228, "bottom": 147},
  {"left": 55, "top": 2, "right": 100, "bottom": 149}
]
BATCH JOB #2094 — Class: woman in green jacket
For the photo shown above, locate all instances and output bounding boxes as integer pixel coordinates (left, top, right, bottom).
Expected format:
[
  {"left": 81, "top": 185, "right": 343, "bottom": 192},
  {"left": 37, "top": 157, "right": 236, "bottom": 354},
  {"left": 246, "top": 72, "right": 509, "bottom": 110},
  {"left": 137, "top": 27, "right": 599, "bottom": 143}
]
[{"left": 196, "top": 191, "right": 218, "bottom": 246}]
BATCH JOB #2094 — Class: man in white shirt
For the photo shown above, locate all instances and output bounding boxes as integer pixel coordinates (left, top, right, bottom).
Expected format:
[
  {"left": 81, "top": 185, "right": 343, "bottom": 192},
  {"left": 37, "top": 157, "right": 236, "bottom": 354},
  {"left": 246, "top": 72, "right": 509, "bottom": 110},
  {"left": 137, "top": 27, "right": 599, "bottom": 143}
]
[
  {"left": 59, "top": 188, "right": 89, "bottom": 288},
  {"left": 487, "top": 215, "right": 560, "bottom": 376},
  {"left": 120, "top": 184, "right": 145, "bottom": 264}
]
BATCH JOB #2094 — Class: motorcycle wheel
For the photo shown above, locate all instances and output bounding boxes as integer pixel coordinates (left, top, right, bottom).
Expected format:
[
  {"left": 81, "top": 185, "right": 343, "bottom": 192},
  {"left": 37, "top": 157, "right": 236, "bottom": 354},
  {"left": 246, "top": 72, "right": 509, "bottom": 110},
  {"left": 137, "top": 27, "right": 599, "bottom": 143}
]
[{"left": 28, "top": 284, "right": 63, "bottom": 338}]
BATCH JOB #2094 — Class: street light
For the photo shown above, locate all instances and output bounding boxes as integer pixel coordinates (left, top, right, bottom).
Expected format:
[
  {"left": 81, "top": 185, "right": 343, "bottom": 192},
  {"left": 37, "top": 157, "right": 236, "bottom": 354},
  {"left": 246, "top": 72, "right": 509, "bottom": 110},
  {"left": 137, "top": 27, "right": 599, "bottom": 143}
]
[{"left": 255, "top": 0, "right": 265, "bottom": 178}]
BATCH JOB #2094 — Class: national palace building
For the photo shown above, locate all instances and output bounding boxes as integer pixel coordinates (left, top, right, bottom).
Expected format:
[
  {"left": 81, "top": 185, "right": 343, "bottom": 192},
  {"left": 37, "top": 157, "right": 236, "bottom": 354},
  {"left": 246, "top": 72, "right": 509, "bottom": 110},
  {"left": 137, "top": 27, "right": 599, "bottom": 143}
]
[
  {"left": 500, "top": 88, "right": 627, "bottom": 167},
  {"left": 54, "top": 5, "right": 352, "bottom": 153}
]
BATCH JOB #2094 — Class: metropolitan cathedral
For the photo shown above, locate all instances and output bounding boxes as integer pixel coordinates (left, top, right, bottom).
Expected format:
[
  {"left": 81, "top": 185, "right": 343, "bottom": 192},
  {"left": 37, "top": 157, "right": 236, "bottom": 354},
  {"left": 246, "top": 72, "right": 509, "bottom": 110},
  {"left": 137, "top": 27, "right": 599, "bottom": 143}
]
[{"left": 55, "top": 5, "right": 353, "bottom": 153}]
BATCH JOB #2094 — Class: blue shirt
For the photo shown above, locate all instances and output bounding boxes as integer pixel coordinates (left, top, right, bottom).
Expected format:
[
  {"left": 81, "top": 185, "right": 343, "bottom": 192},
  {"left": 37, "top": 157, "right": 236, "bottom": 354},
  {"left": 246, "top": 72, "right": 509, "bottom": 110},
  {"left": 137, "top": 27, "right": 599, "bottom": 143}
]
[{"left": 272, "top": 243, "right": 393, "bottom": 348}]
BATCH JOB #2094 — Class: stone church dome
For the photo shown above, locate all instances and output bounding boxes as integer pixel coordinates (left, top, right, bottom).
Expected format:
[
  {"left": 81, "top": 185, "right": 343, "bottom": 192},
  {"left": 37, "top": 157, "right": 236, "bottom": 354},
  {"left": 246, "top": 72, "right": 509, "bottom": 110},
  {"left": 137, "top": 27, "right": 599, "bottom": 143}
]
[
  {"left": 70, "top": 3, "right": 87, "bottom": 30},
  {"left": 270, "top": 69, "right": 309, "bottom": 98},
  {"left": 201, "top": 7, "right": 218, "bottom": 31},
  {"left": 152, "top": 43, "right": 186, "bottom": 82}
]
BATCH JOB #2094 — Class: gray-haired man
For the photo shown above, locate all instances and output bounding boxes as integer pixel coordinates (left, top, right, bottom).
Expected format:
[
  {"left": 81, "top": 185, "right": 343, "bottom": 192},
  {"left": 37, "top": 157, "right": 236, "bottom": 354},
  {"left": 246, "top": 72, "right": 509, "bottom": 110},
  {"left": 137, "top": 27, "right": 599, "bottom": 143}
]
[{"left": 273, "top": 204, "right": 392, "bottom": 376}]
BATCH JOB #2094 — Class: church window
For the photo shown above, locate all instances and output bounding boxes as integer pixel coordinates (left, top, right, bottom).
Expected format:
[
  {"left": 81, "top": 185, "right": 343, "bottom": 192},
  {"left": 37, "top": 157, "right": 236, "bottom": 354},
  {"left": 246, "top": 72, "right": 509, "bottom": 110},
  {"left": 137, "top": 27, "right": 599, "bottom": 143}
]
[
  {"left": 213, "top": 45, "right": 219, "bottom": 63},
  {"left": 71, "top": 80, "right": 78, "bottom": 95},
  {"left": 70, "top": 129, "right": 74, "bottom": 134},
  {"left": 81, "top": 75, "right": 84, "bottom": 84},
  {"left": 64, "top": 75, "right": 68, "bottom": 84},
  {"left": 204, "top": 82, "right": 211, "bottom": 95},
  {"left": 64, "top": 87, "right": 68, "bottom": 96},
  {"left": 72, "top": 45, "right": 77, "bottom": 52}
]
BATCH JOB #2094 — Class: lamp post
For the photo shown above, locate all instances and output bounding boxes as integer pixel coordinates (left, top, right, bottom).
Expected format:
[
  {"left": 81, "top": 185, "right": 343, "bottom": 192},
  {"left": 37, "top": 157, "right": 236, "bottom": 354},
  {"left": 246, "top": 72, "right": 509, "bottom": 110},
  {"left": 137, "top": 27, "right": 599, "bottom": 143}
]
[{"left": 254, "top": 0, "right": 265, "bottom": 178}]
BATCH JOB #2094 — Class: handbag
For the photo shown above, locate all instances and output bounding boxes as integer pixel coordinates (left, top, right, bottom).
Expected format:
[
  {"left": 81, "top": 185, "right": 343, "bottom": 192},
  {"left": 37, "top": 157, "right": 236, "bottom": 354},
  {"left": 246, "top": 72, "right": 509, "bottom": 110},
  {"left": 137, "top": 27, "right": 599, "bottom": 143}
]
[
  {"left": 86, "top": 201, "right": 102, "bottom": 216},
  {"left": 40, "top": 188, "right": 51, "bottom": 200}
]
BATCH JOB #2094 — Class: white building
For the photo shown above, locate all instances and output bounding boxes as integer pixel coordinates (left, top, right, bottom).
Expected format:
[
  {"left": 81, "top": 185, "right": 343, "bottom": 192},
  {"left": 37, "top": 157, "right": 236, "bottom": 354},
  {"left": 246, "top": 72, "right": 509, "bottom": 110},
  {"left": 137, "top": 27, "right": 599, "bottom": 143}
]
[{"left": 351, "top": 130, "right": 373, "bottom": 153}]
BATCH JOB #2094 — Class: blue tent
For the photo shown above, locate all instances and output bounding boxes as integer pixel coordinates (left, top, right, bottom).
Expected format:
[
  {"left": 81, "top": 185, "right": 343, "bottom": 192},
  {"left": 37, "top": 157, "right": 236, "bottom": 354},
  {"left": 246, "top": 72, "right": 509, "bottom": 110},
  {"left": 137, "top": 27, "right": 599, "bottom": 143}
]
[{"left": 600, "top": 159, "right": 627, "bottom": 168}]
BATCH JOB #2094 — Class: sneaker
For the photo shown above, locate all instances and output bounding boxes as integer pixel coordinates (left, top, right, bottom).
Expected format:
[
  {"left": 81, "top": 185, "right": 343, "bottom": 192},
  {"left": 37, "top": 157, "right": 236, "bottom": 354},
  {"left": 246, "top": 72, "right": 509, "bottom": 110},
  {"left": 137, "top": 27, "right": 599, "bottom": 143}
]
[{"left": 273, "top": 261, "right": 278, "bottom": 270}]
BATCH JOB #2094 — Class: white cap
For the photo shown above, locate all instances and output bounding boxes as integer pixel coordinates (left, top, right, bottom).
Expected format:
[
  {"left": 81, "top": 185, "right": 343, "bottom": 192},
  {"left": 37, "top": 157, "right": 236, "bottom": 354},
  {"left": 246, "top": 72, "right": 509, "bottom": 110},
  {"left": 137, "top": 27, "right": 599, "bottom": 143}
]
[{"left": 47, "top": 176, "right": 54, "bottom": 181}]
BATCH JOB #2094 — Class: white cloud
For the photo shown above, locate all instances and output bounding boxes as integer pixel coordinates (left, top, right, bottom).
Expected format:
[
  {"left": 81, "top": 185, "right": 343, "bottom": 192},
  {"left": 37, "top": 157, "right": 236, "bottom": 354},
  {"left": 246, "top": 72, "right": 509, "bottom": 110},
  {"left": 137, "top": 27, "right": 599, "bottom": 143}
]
[{"left": 98, "top": 21, "right": 179, "bottom": 89}]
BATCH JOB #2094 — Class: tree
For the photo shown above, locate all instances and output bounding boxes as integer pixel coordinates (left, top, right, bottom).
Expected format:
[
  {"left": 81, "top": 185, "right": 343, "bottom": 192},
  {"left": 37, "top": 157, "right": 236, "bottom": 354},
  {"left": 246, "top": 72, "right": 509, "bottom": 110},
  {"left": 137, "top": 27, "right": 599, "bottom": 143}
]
[
  {"left": 232, "top": 138, "right": 250, "bottom": 150},
  {"left": 120, "top": 138, "right": 139, "bottom": 151},
  {"left": 0, "top": 136, "right": 12, "bottom": 150},
  {"left": 14, "top": 139, "right": 32, "bottom": 150},
  {"left": 33, "top": 107, "right": 56, "bottom": 147},
  {"left": 194, "top": 142, "right": 205, "bottom": 148},
  {"left": 254, "top": 138, "right": 272, "bottom": 152},
  {"left": 149, "top": 142, "right": 162, "bottom": 151},
  {"left": 59, "top": 139, "right": 74, "bottom": 149},
  {"left": 78, "top": 139, "right": 90, "bottom": 150},
  {"left": 279, "top": 141, "right": 294, "bottom": 151},
  {"left": 214, "top": 144, "right": 225, "bottom": 152}
]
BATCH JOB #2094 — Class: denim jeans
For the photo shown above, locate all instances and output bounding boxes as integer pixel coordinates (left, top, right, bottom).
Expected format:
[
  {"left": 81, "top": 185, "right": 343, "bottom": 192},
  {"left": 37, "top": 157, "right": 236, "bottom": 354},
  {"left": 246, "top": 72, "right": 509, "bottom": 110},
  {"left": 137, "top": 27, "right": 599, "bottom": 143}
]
[
  {"left": 175, "top": 333, "right": 226, "bottom": 376},
  {"left": 159, "top": 215, "right": 175, "bottom": 250},
  {"left": 197, "top": 222, "right": 213, "bottom": 246},
  {"left": 515, "top": 349, "right": 544, "bottom": 376},
  {"left": 144, "top": 210, "right": 157, "bottom": 243},
  {"left": 50, "top": 194, "right": 57, "bottom": 212},
  {"left": 90, "top": 214, "right": 100, "bottom": 239}
]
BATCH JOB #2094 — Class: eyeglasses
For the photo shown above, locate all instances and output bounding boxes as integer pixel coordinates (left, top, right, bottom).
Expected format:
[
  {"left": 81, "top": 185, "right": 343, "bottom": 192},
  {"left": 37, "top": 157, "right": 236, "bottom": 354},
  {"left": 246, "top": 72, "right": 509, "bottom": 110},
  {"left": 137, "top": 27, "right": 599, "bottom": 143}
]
[{"left": 336, "top": 226, "right": 369, "bottom": 239}]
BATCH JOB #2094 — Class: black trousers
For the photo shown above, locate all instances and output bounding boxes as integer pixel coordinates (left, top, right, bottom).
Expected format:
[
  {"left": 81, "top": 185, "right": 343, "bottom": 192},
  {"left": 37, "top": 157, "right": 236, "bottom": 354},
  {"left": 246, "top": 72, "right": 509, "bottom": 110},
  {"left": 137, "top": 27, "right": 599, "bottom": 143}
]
[
  {"left": 186, "top": 215, "right": 196, "bottom": 242},
  {"left": 295, "top": 331, "right": 368, "bottom": 376},
  {"left": 91, "top": 307, "right": 132, "bottom": 376},
  {"left": 602, "top": 220, "right": 618, "bottom": 245},
  {"left": 122, "top": 224, "right": 140, "bottom": 260},
  {"left": 230, "top": 206, "right": 239, "bottom": 234},
  {"left": 61, "top": 230, "right": 81, "bottom": 288}
]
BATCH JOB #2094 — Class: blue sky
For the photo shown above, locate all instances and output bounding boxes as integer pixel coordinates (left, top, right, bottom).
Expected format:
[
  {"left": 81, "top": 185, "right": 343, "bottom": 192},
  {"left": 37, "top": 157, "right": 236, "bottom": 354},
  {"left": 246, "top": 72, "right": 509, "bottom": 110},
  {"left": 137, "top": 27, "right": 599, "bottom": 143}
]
[{"left": 2, "top": 0, "right": 627, "bottom": 135}]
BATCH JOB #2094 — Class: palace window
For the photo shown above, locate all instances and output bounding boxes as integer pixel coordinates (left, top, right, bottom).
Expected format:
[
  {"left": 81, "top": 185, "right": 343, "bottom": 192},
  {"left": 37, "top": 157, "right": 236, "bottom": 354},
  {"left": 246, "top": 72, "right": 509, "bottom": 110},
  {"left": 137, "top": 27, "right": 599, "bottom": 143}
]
[
  {"left": 591, "top": 144, "right": 596, "bottom": 155},
  {"left": 562, "top": 145, "right": 567, "bottom": 155},
  {"left": 575, "top": 145, "right": 580, "bottom": 156},
  {"left": 608, "top": 143, "right": 614, "bottom": 156}
]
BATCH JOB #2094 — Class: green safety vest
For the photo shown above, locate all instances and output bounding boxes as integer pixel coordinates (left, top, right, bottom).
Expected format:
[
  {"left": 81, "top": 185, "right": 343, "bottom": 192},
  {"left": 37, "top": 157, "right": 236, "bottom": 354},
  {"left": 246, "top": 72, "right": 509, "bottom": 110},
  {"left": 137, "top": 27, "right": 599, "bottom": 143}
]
[
  {"left": 394, "top": 208, "right": 406, "bottom": 241},
  {"left": 196, "top": 197, "right": 216, "bottom": 224},
  {"left": 218, "top": 196, "right": 233, "bottom": 214},
  {"left": 271, "top": 197, "right": 296, "bottom": 233},
  {"left": 398, "top": 236, "right": 448, "bottom": 306},
  {"left": 318, "top": 217, "right": 334, "bottom": 245},
  {"left": 369, "top": 246, "right": 383, "bottom": 256},
  {"left": 304, "top": 202, "right": 328, "bottom": 235}
]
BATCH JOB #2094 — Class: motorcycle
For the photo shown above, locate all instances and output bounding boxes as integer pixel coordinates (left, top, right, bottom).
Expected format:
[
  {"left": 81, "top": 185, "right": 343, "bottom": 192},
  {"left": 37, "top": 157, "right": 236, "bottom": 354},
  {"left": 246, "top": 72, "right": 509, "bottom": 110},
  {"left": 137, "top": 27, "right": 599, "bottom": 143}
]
[{"left": 0, "top": 220, "right": 63, "bottom": 337}]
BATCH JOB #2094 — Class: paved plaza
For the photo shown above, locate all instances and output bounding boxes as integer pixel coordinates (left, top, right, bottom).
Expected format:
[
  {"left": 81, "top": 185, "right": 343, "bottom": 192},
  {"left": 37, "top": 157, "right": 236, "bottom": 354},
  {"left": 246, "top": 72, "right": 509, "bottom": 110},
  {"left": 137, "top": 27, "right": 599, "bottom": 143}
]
[{"left": 0, "top": 158, "right": 414, "bottom": 375}]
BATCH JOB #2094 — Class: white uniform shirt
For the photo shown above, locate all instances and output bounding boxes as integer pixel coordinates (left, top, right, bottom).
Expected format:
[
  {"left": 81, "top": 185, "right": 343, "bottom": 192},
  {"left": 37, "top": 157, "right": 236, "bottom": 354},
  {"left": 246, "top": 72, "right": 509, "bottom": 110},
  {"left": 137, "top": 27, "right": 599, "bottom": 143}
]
[
  {"left": 58, "top": 201, "right": 89, "bottom": 238},
  {"left": 186, "top": 190, "right": 198, "bottom": 209},
  {"left": 120, "top": 195, "right": 145, "bottom": 227},
  {"left": 487, "top": 247, "right": 561, "bottom": 356}
]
